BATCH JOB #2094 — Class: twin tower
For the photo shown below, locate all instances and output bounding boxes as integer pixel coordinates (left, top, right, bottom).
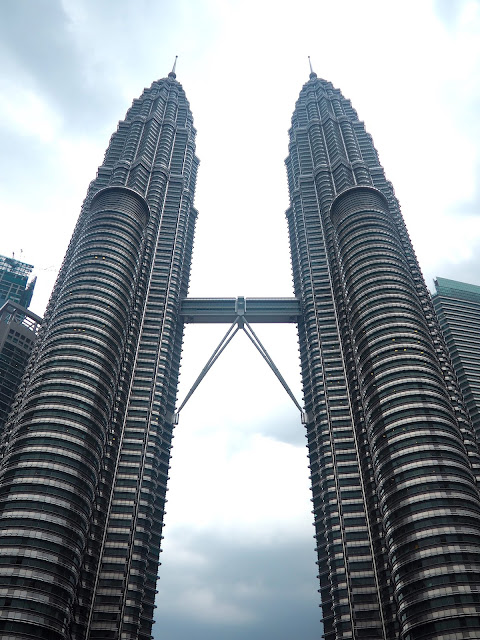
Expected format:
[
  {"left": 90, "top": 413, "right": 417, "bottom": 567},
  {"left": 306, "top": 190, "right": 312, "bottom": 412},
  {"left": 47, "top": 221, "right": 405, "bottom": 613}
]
[{"left": 1, "top": 69, "right": 480, "bottom": 640}]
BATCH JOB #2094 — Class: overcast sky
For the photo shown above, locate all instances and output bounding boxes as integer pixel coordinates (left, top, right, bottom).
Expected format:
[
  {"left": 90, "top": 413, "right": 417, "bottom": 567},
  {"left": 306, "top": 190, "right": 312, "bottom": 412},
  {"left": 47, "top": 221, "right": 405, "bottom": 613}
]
[{"left": 0, "top": 1, "right": 479, "bottom": 639}]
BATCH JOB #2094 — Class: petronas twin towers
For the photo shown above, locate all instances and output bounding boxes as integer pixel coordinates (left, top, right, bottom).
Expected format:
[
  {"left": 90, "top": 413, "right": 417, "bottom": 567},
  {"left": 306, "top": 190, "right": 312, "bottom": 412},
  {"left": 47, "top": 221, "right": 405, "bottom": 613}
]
[{"left": 1, "top": 67, "right": 480, "bottom": 640}]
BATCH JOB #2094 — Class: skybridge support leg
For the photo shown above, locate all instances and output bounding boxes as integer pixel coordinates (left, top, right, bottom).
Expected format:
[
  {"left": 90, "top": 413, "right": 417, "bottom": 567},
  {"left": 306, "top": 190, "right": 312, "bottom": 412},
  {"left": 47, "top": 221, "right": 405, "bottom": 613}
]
[
  {"left": 174, "top": 319, "right": 240, "bottom": 422},
  {"left": 174, "top": 312, "right": 306, "bottom": 424}
]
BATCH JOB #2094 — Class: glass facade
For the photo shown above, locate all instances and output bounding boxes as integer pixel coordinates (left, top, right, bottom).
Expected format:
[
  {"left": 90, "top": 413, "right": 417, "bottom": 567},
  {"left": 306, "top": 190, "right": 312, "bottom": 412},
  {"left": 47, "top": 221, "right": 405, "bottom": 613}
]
[
  {"left": 0, "top": 254, "right": 40, "bottom": 437},
  {"left": 286, "top": 73, "right": 480, "bottom": 640},
  {"left": 0, "top": 254, "right": 36, "bottom": 308}
]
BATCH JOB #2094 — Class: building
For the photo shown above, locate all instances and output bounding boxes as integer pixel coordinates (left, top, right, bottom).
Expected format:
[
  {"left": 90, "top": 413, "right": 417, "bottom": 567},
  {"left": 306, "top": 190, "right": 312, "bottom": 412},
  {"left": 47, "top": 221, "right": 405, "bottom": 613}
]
[
  {"left": 0, "top": 254, "right": 40, "bottom": 435},
  {"left": 0, "top": 69, "right": 198, "bottom": 640},
  {"left": 285, "top": 71, "right": 480, "bottom": 639},
  {"left": 1, "top": 67, "right": 480, "bottom": 640},
  {"left": 0, "top": 301, "right": 42, "bottom": 435},
  {"left": 433, "top": 277, "right": 480, "bottom": 442},
  {"left": 0, "top": 254, "right": 36, "bottom": 308}
]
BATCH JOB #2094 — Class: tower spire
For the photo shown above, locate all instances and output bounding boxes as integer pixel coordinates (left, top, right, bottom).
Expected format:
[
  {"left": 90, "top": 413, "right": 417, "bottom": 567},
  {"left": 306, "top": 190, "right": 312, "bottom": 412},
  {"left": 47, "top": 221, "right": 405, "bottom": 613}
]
[
  {"left": 308, "top": 55, "right": 317, "bottom": 79},
  {"left": 169, "top": 55, "right": 178, "bottom": 79}
]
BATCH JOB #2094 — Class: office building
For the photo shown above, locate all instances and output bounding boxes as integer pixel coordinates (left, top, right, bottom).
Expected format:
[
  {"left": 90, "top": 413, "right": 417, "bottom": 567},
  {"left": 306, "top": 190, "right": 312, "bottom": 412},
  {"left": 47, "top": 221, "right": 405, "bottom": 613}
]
[
  {"left": 1, "top": 67, "right": 480, "bottom": 640},
  {"left": 0, "top": 302, "right": 41, "bottom": 435},
  {"left": 285, "top": 71, "right": 480, "bottom": 639},
  {"left": 0, "top": 69, "right": 198, "bottom": 640},
  {"left": 433, "top": 277, "right": 480, "bottom": 441},
  {"left": 0, "top": 254, "right": 36, "bottom": 308},
  {"left": 0, "top": 255, "right": 40, "bottom": 435}
]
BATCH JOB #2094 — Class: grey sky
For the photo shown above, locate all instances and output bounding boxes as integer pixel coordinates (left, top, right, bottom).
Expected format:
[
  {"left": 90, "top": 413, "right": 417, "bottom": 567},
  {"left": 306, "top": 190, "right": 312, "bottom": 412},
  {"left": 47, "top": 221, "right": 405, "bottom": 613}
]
[{"left": 0, "top": 1, "right": 479, "bottom": 638}]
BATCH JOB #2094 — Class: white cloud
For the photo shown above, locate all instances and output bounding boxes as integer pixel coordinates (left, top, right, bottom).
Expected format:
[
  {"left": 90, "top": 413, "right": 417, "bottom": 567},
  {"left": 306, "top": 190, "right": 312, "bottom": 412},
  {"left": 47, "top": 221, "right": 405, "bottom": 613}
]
[
  {"left": 0, "top": 83, "right": 61, "bottom": 143},
  {"left": 167, "top": 427, "right": 311, "bottom": 538}
]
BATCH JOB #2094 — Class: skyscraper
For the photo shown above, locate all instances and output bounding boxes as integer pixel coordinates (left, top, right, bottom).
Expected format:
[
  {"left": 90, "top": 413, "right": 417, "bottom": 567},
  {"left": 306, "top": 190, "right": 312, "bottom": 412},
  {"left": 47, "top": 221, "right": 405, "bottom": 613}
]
[
  {"left": 433, "top": 277, "right": 480, "bottom": 442},
  {"left": 0, "top": 69, "right": 198, "bottom": 640},
  {"left": 0, "top": 301, "right": 42, "bottom": 435},
  {"left": 285, "top": 71, "right": 480, "bottom": 639},
  {"left": 1, "top": 66, "right": 480, "bottom": 640},
  {"left": 0, "top": 254, "right": 40, "bottom": 435},
  {"left": 0, "top": 254, "right": 36, "bottom": 309}
]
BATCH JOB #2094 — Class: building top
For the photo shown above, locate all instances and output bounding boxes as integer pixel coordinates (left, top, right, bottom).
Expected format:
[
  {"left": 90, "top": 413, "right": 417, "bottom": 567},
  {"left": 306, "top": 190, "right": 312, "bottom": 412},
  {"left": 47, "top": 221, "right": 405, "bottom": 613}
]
[
  {"left": 0, "top": 254, "right": 36, "bottom": 308},
  {"left": 0, "top": 255, "right": 33, "bottom": 278},
  {"left": 434, "top": 277, "right": 480, "bottom": 302}
]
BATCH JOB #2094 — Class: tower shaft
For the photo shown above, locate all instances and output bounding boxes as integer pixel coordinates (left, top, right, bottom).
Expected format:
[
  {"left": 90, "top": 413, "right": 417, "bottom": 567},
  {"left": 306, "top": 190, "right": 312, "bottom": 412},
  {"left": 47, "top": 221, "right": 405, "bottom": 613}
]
[
  {"left": 286, "top": 73, "right": 480, "bottom": 640},
  {"left": 0, "top": 75, "right": 198, "bottom": 640}
]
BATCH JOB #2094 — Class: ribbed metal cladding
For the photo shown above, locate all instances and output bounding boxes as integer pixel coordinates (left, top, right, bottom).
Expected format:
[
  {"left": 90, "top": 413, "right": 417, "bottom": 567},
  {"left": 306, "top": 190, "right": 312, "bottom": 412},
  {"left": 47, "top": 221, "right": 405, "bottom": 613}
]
[
  {"left": 330, "top": 186, "right": 480, "bottom": 639},
  {"left": 287, "top": 73, "right": 399, "bottom": 640},
  {"left": 286, "top": 71, "right": 480, "bottom": 640},
  {"left": 76, "top": 73, "right": 199, "bottom": 640},
  {"left": 0, "top": 186, "right": 149, "bottom": 639},
  {"left": 82, "top": 74, "right": 198, "bottom": 640},
  {"left": 0, "top": 71, "right": 199, "bottom": 640}
]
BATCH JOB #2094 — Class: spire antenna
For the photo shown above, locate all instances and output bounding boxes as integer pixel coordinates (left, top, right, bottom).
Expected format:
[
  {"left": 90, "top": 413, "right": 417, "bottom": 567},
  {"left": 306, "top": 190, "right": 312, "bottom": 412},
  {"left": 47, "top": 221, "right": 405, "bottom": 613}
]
[
  {"left": 169, "top": 55, "right": 178, "bottom": 78},
  {"left": 308, "top": 55, "right": 317, "bottom": 79}
]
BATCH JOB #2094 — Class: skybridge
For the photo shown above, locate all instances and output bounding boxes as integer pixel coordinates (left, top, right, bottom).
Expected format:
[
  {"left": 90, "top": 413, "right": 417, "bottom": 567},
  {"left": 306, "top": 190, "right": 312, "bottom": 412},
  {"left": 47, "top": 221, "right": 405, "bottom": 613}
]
[
  {"left": 180, "top": 296, "right": 301, "bottom": 324},
  {"left": 176, "top": 296, "right": 304, "bottom": 423}
]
